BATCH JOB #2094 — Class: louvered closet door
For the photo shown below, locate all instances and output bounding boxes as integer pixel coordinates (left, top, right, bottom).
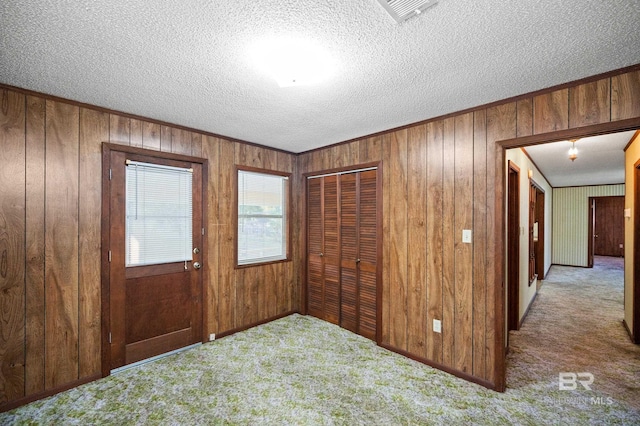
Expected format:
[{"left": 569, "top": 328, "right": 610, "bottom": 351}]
[
  {"left": 340, "top": 170, "right": 378, "bottom": 340},
  {"left": 357, "top": 170, "right": 378, "bottom": 340},
  {"left": 306, "top": 175, "right": 340, "bottom": 324}
]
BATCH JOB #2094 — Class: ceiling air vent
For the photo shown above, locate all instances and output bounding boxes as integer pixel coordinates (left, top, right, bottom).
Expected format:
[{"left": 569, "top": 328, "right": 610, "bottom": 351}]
[{"left": 376, "top": 0, "right": 439, "bottom": 23}]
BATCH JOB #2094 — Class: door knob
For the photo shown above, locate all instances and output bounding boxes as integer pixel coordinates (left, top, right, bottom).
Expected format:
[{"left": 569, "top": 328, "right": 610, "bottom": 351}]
[
  {"left": 193, "top": 247, "right": 200, "bottom": 254},
  {"left": 356, "top": 259, "right": 361, "bottom": 263},
  {"left": 193, "top": 262, "right": 201, "bottom": 270},
  {"left": 319, "top": 253, "right": 324, "bottom": 257}
]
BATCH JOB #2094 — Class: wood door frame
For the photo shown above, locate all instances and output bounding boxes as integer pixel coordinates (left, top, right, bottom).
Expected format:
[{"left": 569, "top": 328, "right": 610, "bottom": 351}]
[
  {"left": 507, "top": 161, "right": 520, "bottom": 334},
  {"left": 495, "top": 116, "right": 640, "bottom": 392},
  {"left": 634, "top": 159, "right": 640, "bottom": 343},
  {"left": 534, "top": 186, "right": 546, "bottom": 280},
  {"left": 303, "top": 161, "right": 383, "bottom": 344},
  {"left": 101, "top": 143, "right": 208, "bottom": 377},
  {"left": 588, "top": 197, "right": 596, "bottom": 268}
]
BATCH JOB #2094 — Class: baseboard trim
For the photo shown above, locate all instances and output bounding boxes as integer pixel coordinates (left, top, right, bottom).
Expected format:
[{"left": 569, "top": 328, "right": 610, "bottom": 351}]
[
  {"left": 378, "top": 343, "right": 497, "bottom": 392},
  {"left": 216, "top": 310, "right": 300, "bottom": 339},
  {"left": 519, "top": 291, "right": 538, "bottom": 329},
  {"left": 0, "top": 373, "right": 101, "bottom": 413}
]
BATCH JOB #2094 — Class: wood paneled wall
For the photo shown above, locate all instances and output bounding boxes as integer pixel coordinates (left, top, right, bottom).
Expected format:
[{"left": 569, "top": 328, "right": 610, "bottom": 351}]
[
  {"left": 1, "top": 65, "right": 639, "bottom": 407},
  {"left": 296, "top": 67, "right": 640, "bottom": 389},
  {"left": 0, "top": 88, "right": 299, "bottom": 408}
]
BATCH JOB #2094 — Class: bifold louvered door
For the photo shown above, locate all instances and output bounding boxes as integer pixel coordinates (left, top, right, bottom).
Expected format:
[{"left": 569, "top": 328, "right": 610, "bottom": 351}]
[
  {"left": 307, "top": 169, "right": 379, "bottom": 340},
  {"left": 307, "top": 175, "right": 340, "bottom": 324}
]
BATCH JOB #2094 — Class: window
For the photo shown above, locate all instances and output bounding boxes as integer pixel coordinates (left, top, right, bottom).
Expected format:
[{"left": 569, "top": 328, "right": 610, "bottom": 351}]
[
  {"left": 126, "top": 160, "right": 193, "bottom": 267},
  {"left": 237, "top": 168, "right": 290, "bottom": 266}
]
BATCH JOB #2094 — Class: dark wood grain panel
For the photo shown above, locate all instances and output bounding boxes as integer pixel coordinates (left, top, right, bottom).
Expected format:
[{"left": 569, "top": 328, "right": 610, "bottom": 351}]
[
  {"left": 381, "top": 133, "right": 392, "bottom": 345},
  {"left": 201, "top": 136, "right": 220, "bottom": 336},
  {"left": 360, "top": 135, "right": 383, "bottom": 163},
  {"left": 453, "top": 112, "right": 474, "bottom": 374},
  {"left": 217, "top": 139, "right": 235, "bottom": 330},
  {"left": 358, "top": 170, "right": 378, "bottom": 340},
  {"left": 533, "top": 89, "right": 569, "bottom": 134},
  {"left": 426, "top": 120, "right": 444, "bottom": 364},
  {"left": 486, "top": 101, "right": 516, "bottom": 389},
  {"left": 142, "top": 121, "right": 161, "bottom": 151},
  {"left": 516, "top": 98, "right": 533, "bottom": 137},
  {"left": 611, "top": 70, "right": 640, "bottom": 121},
  {"left": 407, "top": 124, "right": 427, "bottom": 358},
  {"left": 277, "top": 151, "right": 295, "bottom": 314},
  {"left": 25, "top": 95, "right": 46, "bottom": 395},
  {"left": 569, "top": 79, "right": 610, "bottom": 128},
  {"left": 129, "top": 119, "right": 143, "bottom": 147},
  {"left": 160, "top": 125, "right": 172, "bottom": 153},
  {"left": 191, "top": 132, "right": 203, "bottom": 157},
  {"left": 109, "top": 115, "right": 130, "bottom": 145},
  {"left": 472, "top": 109, "right": 487, "bottom": 380},
  {"left": 45, "top": 100, "right": 80, "bottom": 389},
  {"left": 171, "top": 128, "right": 192, "bottom": 156},
  {"left": 441, "top": 117, "right": 456, "bottom": 368},
  {"left": 78, "top": 108, "right": 108, "bottom": 378},
  {"left": 0, "top": 89, "right": 26, "bottom": 403},
  {"left": 388, "top": 129, "right": 408, "bottom": 350},
  {"left": 340, "top": 173, "right": 358, "bottom": 333}
]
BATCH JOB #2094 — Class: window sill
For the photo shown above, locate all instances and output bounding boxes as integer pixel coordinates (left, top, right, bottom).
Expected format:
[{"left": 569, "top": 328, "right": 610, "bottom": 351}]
[{"left": 235, "top": 258, "right": 292, "bottom": 269}]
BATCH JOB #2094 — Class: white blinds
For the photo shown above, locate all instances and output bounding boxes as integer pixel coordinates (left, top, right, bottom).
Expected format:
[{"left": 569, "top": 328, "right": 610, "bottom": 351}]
[
  {"left": 126, "top": 160, "right": 193, "bottom": 267},
  {"left": 238, "top": 170, "right": 287, "bottom": 265}
]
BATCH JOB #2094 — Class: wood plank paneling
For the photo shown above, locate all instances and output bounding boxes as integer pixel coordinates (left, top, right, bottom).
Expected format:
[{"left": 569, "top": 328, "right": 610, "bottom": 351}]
[
  {"left": 569, "top": 79, "right": 610, "bottom": 128},
  {"left": 78, "top": 108, "right": 108, "bottom": 378},
  {"left": 486, "top": 101, "right": 517, "bottom": 387},
  {"left": 109, "top": 115, "right": 130, "bottom": 145},
  {"left": 171, "top": 128, "right": 191, "bottom": 156},
  {"left": 533, "top": 89, "right": 569, "bottom": 134},
  {"left": 25, "top": 95, "right": 46, "bottom": 395},
  {"left": 453, "top": 112, "right": 474, "bottom": 374},
  {"left": 441, "top": 117, "right": 456, "bottom": 367},
  {"left": 612, "top": 70, "right": 640, "bottom": 121},
  {"left": 45, "top": 100, "right": 80, "bottom": 389},
  {"left": 202, "top": 136, "right": 220, "bottom": 336},
  {"left": 160, "top": 125, "right": 172, "bottom": 153},
  {"left": 388, "top": 129, "right": 408, "bottom": 350},
  {"left": 130, "top": 119, "right": 143, "bottom": 147},
  {"left": 516, "top": 98, "right": 533, "bottom": 137},
  {"left": 0, "top": 89, "right": 26, "bottom": 403},
  {"left": 426, "top": 120, "right": 444, "bottom": 364},
  {"left": 191, "top": 132, "right": 203, "bottom": 157},
  {"left": 407, "top": 125, "right": 427, "bottom": 358},
  {"left": 142, "top": 121, "right": 161, "bottom": 151},
  {"left": 472, "top": 110, "right": 487, "bottom": 379},
  {"left": 217, "top": 139, "right": 235, "bottom": 330}
]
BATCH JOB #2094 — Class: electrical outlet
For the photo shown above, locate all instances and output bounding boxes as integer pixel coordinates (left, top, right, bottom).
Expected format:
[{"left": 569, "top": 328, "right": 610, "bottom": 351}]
[
  {"left": 209, "top": 333, "right": 216, "bottom": 341},
  {"left": 433, "top": 319, "right": 442, "bottom": 333},
  {"left": 619, "top": 244, "right": 623, "bottom": 249}
]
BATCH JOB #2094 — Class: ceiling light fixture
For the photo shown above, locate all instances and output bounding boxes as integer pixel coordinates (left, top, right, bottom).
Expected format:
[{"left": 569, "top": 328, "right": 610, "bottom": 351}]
[
  {"left": 251, "top": 38, "right": 334, "bottom": 88},
  {"left": 568, "top": 139, "right": 579, "bottom": 161}
]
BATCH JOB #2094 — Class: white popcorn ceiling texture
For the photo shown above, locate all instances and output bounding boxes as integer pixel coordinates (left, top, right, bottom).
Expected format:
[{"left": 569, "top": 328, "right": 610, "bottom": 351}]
[{"left": 1, "top": 0, "right": 639, "bottom": 153}]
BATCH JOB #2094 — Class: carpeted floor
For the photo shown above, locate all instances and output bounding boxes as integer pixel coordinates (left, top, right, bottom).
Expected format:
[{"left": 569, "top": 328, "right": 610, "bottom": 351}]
[{"left": 2, "top": 257, "right": 638, "bottom": 425}]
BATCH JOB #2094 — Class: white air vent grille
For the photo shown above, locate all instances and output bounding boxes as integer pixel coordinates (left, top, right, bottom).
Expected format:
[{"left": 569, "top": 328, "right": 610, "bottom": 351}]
[{"left": 377, "top": 0, "right": 439, "bottom": 23}]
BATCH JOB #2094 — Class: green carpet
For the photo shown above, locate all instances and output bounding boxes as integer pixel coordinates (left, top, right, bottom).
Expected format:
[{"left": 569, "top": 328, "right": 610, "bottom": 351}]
[{"left": 2, "top": 258, "right": 638, "bottom": 424}]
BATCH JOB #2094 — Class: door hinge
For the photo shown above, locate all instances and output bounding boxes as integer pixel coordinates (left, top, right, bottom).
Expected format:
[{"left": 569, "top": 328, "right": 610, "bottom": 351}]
[
  {"left": 108, "top": 332, "right": 112, "bottom": 344},
  {"left": 109, "top": 168, "right": 112, "bottom": 180},
  {"left": 202, "top": 228, "right": 205, "bottom": 236},
  {"left": 108, "top": 250, "right": 112, "bottom": 262}
]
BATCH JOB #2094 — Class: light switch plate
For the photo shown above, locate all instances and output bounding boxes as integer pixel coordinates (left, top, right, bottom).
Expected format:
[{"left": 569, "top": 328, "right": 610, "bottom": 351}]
[
  {"left": 462, "top": 229, "right": 472, "bottom": 243},
  {"left": 624, "top": 208, "right": 631, "bottom": 218},
  {"left": 433, "top": 319, "right": 442, "bottom": 333}
]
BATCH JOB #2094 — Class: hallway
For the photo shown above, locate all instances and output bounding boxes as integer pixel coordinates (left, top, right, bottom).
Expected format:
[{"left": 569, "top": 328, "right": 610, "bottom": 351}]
[{"left": 506, "top": 256, "right": 640, "bottom": 411}]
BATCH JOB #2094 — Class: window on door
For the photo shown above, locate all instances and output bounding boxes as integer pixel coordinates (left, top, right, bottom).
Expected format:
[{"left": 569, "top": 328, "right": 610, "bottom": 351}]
[
  {"left": 236, "top": 167, "right": 290, "bottom": 266},
  {"left": 126, "top": 160, "right": 193, "bottom": 267}
]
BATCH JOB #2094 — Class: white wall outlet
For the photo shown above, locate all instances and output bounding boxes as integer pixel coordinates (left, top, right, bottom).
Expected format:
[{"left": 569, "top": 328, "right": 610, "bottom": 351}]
[
  {"left": 462, "top": 229, "right": 472, "bottom": 244},
  {"left": 209, "top": 333, "right": 216, "bottom": 341},
  {"left": 433, "top": 319, "right": 442, "bottom": 333},
  {"left": 624, "top": 208, "right": 631, "bottom": 218}
]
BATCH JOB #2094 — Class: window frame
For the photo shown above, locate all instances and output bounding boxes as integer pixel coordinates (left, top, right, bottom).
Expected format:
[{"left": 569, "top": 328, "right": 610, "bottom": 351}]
[{"left": 235, "top": 165, "right": 292, "bottom": 268}]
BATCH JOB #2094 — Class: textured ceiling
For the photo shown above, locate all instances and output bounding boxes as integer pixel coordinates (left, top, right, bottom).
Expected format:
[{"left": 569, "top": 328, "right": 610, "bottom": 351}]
[
  {"left": 1, "top": 1, "right": 640, "bottom": 153},
  {"left": 522, "top": 131, "right": 636, "bottom": 188}
]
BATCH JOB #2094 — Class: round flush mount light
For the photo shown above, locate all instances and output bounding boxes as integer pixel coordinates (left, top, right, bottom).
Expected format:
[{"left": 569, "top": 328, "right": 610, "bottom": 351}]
[{"left": 250, "top": 38, "right": 335, "bottom": 88}]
